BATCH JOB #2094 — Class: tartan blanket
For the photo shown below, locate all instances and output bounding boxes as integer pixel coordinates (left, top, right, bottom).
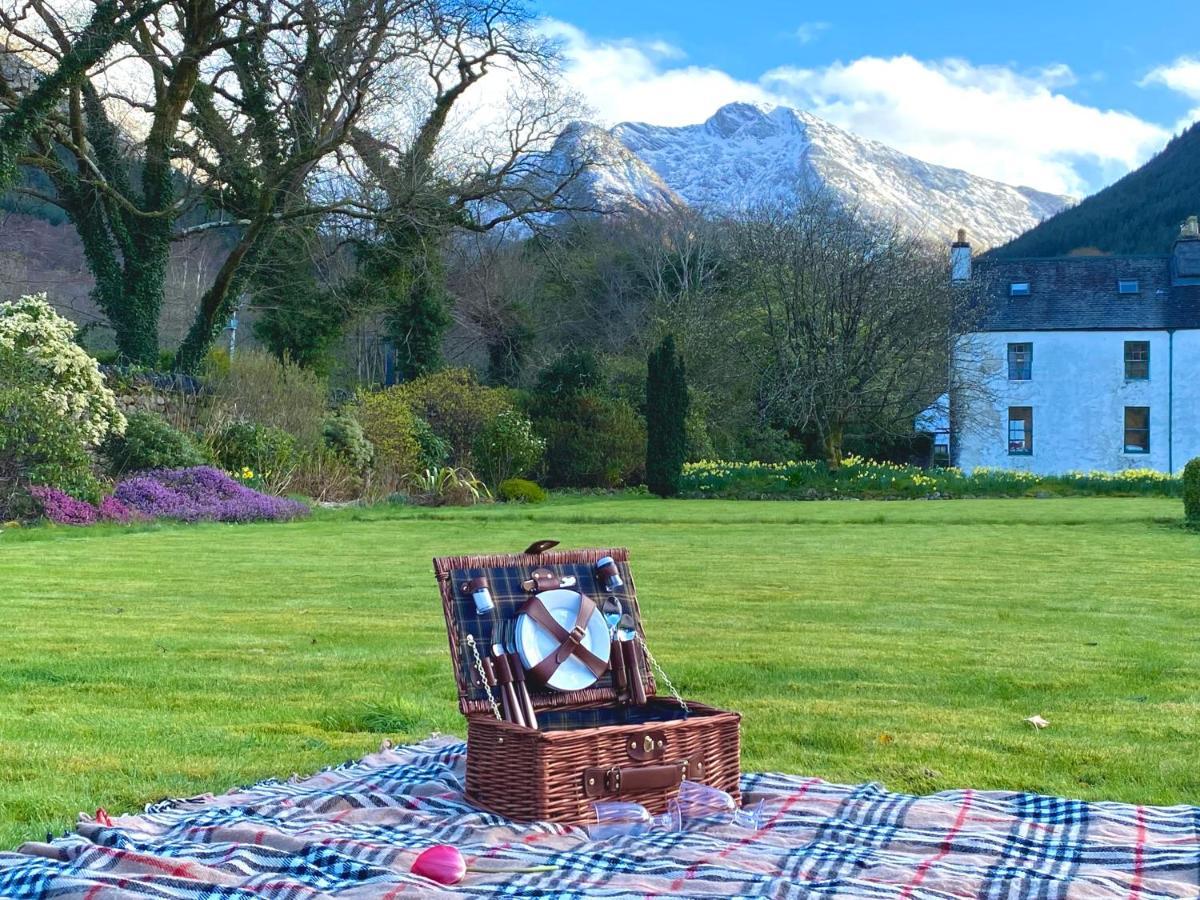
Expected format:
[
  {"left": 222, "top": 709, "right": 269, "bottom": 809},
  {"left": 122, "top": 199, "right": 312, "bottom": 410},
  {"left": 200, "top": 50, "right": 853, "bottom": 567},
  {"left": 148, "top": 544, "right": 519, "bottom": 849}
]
[{"left": 2, "top": 738, "right": 1198, "bottom": 899}]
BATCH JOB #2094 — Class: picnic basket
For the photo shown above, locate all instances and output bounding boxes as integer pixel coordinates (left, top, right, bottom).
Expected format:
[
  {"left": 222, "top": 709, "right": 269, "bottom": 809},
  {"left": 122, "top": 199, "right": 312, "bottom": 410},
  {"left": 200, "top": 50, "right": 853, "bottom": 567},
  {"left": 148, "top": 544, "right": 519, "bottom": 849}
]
[{"left": 433, "top": 544, "right": 742, "bottom": 823}]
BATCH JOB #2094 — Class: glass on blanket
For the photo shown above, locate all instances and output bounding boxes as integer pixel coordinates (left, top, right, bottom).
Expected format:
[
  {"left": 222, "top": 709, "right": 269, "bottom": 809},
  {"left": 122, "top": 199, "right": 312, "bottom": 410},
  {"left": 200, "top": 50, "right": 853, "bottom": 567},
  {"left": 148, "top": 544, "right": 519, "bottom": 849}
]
[
  {"left": 668, "top": 781, "right": 765, "bottom": 831},
  {"left": 587, "top": 801, "right": 681, "bottom": 840}
]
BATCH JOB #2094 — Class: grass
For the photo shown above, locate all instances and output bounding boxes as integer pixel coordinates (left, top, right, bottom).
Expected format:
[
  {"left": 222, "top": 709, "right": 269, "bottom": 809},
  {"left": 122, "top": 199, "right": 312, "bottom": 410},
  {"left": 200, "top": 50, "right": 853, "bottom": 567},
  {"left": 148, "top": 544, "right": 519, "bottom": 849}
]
[{"left": 1, "top": 494, "right": 1198, "bottom": 848}]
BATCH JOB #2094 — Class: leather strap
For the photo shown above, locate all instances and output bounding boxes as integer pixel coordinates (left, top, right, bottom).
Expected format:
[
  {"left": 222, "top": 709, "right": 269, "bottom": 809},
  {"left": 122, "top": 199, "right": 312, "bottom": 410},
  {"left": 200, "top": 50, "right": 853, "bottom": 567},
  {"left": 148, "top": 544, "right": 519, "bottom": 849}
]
[
  {"left": 582, "top": 762, "right": 685, "bottom": 798},
  {"left": 523, "top": 592, "right": 609, "bottom": 683},
  {"left": 522, "top": 569, "right": 562, "bottom": 593}
]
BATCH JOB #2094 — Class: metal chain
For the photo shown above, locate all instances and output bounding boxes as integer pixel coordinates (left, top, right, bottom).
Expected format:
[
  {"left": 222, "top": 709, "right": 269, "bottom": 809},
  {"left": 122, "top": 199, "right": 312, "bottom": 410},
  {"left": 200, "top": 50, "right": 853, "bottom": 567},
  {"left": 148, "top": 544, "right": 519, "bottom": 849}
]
[
  {"left": 465, "top": 634, "right": 503, "bottom": 720},
  {"left": 637, "top": 634, "right": 690, "bottom": 716}
]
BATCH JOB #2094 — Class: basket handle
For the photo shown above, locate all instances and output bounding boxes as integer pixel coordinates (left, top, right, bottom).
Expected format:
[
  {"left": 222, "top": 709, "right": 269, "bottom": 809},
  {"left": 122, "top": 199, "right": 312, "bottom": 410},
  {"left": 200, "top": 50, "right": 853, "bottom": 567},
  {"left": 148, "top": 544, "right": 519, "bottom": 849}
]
[{"left": 582, "top": 762, "right": 684, "bottom": 798}]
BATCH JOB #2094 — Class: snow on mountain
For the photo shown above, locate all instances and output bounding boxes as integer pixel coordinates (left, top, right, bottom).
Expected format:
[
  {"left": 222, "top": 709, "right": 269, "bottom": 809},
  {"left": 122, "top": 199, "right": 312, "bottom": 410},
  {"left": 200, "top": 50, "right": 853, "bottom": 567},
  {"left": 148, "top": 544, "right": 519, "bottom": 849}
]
[
  {"left": 536, "top": 122, "right": 682, "bottom": 218},
  {"left": 556, "top": 102, "right": 1073, "bottom": 248}
]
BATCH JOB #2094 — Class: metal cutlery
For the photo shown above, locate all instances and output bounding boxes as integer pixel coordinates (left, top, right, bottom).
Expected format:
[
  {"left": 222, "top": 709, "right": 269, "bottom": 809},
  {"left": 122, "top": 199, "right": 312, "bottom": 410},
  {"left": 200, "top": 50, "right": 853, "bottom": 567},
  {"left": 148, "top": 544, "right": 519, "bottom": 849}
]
[
  {"left": 491, "top": 629, "right": 525, "bottom": 728},
  {"left": 504, "top": 617, "right": 538, "bottom": 729}
]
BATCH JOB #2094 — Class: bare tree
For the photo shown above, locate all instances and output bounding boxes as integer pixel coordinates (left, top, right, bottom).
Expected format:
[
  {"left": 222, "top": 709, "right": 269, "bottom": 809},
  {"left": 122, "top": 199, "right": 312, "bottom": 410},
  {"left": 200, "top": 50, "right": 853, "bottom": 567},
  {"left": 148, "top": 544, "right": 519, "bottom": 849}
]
[
  {"left": 2, "top": 0, "right": 588, "bottom": 372},
  {"left": 727, "top": 192, "right": 983, "bottom": 467}
]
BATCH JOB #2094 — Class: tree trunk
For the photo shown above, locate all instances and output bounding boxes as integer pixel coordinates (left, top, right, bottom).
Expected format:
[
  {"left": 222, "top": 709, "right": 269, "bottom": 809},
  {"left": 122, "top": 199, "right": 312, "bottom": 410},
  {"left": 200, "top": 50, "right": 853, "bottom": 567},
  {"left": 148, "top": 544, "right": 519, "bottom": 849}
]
[
  {"left": 823, "top": 426, "right": 844, "bottom": 470},
  {"left": 175, "top": 225, "right": 263, "bottom": 372}
]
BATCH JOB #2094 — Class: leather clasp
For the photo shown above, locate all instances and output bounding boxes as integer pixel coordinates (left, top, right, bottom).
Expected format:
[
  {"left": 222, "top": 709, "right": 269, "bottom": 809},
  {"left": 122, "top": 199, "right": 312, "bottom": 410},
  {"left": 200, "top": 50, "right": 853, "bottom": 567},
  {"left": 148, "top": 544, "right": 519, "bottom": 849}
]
[{"left": 626, "top": 731, "right": 666, "bottom": 761}]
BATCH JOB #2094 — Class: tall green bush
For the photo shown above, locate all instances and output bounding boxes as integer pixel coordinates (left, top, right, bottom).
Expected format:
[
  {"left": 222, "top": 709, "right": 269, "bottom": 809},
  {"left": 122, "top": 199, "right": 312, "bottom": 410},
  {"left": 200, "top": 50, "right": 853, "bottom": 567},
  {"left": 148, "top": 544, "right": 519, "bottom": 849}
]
[
  {"left": 322, "top": 411, "right": 374, "bottom": 471},
  {"left": 0, "top": 294, "right": 125, "bottom": 444},
  {"left": 645, "top": 334, "right": 688, "bottom": 497},
  {"left": 0, "top": 295, "right": 120, "bottom": 515},
  {"left": 102, "top": 412, "right": 207, "bottom": 475},
  {"left": 209, "top": 422, "right": 297, "bottom": 492},
  {"left": 0, "top": 379, "right": 101, "bottom": 516},
  {"left": 533, "top": 394, "right": 645, "bottom": 488},
  {"left": 1184, "top": 457, "right": 1200, "bottom": 523},
  {"left": 473, "top": 410, "right": 545, "bottom": 487},
  {"left": 202, "top": 349, "right": 327, "bottom": 448},
  {"left": 356, "top": 389, "right": 425, "bottom": 478},
  {"left": 391, "top": 368, "right": 511, "bottom": 464}
]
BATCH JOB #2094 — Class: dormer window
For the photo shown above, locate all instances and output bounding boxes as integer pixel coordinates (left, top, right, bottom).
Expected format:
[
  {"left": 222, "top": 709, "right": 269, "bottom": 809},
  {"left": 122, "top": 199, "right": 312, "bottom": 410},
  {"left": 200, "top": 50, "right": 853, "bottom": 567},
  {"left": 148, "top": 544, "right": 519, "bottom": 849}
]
[
  {"left": 1009, "top": 282, "right": 1031, "bottom": 297},
  {"left": 1118, "top": 279, "right": 1140, "bottom": 294}
]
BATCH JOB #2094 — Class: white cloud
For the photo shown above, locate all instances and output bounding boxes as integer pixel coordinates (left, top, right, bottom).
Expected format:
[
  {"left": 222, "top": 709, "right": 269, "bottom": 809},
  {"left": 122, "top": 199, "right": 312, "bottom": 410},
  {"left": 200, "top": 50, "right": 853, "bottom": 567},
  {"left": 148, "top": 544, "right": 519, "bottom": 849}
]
[
  {"left": 544, "top": 19, "right": 1172, "bottom": 196},
  {"left": 763, "top": 56, "right": 1167, "bottom": 196},
  {"left": 1141, "top": 57, "right": 1200, "bottom": 129},
  {"left": 793, "top": 22, "right": 830, "bottom": 45},
  {"left": 541, "top": 20, "right": 779, "bottom": 128}
]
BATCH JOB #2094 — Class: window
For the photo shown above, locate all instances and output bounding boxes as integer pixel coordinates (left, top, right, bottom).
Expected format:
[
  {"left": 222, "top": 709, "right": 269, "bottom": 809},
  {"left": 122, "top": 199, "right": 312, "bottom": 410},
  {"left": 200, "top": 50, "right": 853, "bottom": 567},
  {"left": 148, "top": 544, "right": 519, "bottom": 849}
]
[
  {"left": 1118, "top": 279, "right": 1140, "bottom": 294},
  {"left": 1008, "top": 406, "right": 1033, "bottom": 455},
  {"left": 1009, "top": 282, "right": 1031, "bottom": 297},
  {"left": 1007, "top": 342, "right": 1032, "bottom": 380},
  {"left": 1124, "top": 407, "right": 1150, "bottom": 454},
  {"left": 1124, "top": 341, "right": 1150, "bottom": 380}
]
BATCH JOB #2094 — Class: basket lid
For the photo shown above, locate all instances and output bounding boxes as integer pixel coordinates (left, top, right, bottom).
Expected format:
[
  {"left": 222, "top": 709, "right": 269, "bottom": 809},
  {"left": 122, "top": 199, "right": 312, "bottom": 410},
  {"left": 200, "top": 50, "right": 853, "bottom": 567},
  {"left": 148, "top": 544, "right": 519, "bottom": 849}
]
[{"left": 433, "top": 544, "right": 656, "bottom": 716}]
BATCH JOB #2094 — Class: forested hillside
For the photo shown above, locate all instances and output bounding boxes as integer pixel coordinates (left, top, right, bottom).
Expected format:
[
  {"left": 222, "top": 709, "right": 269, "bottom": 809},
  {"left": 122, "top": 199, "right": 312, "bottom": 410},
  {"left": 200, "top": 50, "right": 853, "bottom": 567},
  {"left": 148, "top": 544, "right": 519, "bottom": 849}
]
[{"left": 992, "top": 121, "right": 1200, "bottom": 257}]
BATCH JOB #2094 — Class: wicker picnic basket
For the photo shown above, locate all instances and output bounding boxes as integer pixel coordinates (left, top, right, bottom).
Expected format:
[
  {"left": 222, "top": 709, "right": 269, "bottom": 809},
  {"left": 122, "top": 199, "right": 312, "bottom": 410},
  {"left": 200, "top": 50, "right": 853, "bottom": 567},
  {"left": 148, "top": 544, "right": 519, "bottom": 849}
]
[{"left": 434, "top": 544, "right": 741, "bottom": 823}]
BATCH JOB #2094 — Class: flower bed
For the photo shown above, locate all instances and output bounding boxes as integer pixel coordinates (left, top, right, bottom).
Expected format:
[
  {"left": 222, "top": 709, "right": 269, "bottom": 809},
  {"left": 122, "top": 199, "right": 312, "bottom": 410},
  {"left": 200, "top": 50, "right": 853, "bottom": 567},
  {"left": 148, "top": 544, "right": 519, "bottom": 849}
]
[
  {"left": 33, "top": 467, "right": 308, "bottom": 526},
  {"left": 680, "top": 457, "right": 1180, "bottom": 500}
]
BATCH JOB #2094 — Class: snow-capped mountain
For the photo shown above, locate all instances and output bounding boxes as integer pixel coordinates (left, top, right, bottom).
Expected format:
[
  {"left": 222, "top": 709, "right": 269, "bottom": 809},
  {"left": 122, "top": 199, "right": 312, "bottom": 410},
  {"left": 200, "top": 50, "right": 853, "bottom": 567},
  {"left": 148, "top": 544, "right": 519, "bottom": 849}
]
[{"left": 548, "top": 102, "right": 1072, "bottom": 248}]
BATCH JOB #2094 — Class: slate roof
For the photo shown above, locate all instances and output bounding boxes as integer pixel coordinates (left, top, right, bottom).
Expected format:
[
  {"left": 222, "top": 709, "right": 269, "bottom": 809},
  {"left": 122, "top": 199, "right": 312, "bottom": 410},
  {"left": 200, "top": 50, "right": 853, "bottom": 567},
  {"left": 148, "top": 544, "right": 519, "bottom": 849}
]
[{"left": 974, "top": 249, "right": 1200, "bottom": 331}]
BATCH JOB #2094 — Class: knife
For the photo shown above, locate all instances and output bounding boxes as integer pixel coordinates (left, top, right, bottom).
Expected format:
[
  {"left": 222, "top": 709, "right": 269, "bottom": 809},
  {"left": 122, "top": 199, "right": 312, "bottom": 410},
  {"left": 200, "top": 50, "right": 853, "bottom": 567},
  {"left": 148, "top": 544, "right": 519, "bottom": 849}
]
[
  {"left": 504, "top": 618, "right": 538, "bottom": 729},
  {"left": 491, "top": 646, "right": 525, "bottom": 727}
]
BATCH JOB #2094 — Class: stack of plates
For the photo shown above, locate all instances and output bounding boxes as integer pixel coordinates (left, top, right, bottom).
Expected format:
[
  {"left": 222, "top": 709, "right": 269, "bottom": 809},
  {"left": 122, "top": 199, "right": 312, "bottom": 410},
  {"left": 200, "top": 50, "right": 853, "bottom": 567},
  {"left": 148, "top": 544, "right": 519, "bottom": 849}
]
[{"left": 515, "top": 589, "right": 610, "bottom": 692}]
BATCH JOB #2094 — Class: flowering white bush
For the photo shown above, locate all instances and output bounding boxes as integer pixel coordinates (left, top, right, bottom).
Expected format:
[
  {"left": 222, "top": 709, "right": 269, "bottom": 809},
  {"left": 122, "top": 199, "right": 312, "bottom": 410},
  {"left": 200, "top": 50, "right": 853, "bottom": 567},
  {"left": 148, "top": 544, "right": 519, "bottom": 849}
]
[{"left": 0, "top": 294, "right": 125, "bottom": 445}]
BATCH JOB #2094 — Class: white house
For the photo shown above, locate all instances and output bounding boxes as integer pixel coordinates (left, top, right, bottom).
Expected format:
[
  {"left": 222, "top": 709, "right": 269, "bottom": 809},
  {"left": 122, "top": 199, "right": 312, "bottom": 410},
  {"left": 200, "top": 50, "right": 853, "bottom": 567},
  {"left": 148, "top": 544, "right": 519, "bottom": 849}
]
[{"left": 948, "top": 217, "right": 1200, "bottom": 474}]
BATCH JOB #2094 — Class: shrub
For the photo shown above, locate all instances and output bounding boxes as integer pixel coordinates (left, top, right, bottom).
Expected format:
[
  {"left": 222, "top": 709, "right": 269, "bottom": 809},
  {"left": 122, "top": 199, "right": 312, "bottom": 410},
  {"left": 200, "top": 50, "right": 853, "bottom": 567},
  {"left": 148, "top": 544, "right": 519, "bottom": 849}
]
[
  {"left": 498, "top": 478, "right": 548, "bottom": 504},
  {"left": 679, "top": 457, "right": 1180, "bottom": 500},
  {"left": 533, "top": 394, "right": 645, "bottom": 488},
  {"left": 102, "top": 411, "right": 207, "bottom": 475},
  {"left": 291, "top": 445, "right": 368, "bottom": 503},
  {"left": 412, "top": 415, "right": 451, "bottom": 470},
  {"left": 646, "top": 335, "right": 688, "bottom": 497},
  {"left": 0, "top": 293, "right": 125, "bottom": 445},
  {"left": 28, "top": 486, "right": 139, "bottom": 525},
  {"left": 1185, "top": 457, "right": 1200, "bottom": 523},
  {"left": 535, "top": 349, "right": 604, "bottom": 399},
  {"left": 208, "top": 422, "right": 297, "bottom": 493},
  {"left": 473, "top": 410, "right": 545, "bottom": 487},
  {"left": 202, "top": 349, "right": 327, "bottom": 448},
  {"left": 322, "top": 411, "right": 374, "bottom": 470},
  {"left": 114, "top": 467, "right": 308, "bottom": 522},
  {"left": 404, "top": 466, "right": 492, "bottom": 506},
  {"left": 0, "top": 380, "right": 102, "bottom": 517},
  {"left": 391, "top": 369, "right": 511, "bottom": 463},
  {"left": 356, "top": 389, "right": 424, "bottom": 477}
]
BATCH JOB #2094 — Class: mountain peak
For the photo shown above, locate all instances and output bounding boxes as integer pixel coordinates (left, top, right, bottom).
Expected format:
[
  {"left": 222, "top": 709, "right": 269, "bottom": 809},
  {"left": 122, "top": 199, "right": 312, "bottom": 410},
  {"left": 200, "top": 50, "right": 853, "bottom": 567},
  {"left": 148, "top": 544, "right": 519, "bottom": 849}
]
[
  {"left": 553, "top": 104, "right": 1073, "bottom": 248},
  {"left": 703, "top": 101, "right": 808, "bottom": 139}
]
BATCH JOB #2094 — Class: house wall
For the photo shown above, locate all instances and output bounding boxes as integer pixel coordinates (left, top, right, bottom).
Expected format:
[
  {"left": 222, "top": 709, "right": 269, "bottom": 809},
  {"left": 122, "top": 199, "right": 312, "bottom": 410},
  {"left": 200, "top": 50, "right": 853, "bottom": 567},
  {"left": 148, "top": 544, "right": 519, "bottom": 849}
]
[{"left": 954, "top": 329, "right": 1199, "bottom": 474}]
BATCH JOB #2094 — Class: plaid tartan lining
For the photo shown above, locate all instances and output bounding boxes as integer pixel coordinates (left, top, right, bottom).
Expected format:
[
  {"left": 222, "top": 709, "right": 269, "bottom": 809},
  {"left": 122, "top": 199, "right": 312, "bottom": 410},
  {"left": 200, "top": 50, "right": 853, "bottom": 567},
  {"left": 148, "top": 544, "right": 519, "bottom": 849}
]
[{"left": 3, "top": 738, "right": 1200, "bottom": 898}]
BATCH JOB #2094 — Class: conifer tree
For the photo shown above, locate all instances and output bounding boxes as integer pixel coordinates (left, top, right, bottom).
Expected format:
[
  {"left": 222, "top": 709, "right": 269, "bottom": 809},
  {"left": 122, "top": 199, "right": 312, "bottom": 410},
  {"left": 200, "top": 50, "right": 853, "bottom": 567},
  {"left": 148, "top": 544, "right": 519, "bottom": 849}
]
[{"left": 646, "top": 334, "right": 688, "bottom": 497}]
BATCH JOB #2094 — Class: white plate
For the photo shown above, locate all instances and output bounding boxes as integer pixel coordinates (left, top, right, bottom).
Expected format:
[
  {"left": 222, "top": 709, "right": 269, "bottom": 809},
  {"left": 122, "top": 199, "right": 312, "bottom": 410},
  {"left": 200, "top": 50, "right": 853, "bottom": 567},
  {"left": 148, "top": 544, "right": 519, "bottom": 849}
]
[{"left": 516, "top": 589, "right": 610, "bottom": 692}]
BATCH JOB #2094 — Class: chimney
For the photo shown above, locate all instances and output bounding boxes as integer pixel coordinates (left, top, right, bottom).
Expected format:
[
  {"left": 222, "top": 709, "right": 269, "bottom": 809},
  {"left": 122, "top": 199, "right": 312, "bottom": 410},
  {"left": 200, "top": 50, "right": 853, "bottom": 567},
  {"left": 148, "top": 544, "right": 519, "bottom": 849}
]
[
  {"left": 1173, "top": 215, "right": 1200, "bottom": 285},
  {"left": 950, "top": 228, "right": 972, "bottom": 282}
]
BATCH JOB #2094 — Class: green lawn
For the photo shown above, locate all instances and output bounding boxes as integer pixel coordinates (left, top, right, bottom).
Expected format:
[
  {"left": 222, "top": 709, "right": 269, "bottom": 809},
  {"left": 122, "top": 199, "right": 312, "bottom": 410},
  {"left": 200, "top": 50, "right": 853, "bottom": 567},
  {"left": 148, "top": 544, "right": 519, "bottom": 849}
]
[{"left": 1, "top": 495, "right": 1197, "bottom": 848}]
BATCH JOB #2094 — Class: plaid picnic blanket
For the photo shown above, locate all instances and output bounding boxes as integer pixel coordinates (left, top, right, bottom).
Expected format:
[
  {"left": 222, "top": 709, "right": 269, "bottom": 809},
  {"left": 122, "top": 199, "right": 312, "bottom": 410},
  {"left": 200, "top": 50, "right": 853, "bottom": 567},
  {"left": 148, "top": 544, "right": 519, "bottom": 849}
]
[{"left": 1, "top": 737, "right": 1198, "bottom": 899}]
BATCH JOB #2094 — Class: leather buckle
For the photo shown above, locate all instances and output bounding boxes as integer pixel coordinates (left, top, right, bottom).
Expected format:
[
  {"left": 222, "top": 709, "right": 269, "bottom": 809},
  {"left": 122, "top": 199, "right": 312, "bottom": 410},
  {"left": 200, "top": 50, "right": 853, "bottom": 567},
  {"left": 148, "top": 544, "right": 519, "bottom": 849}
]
[{"left": 606, "top": 766, "right": 621, "bottom": 793}]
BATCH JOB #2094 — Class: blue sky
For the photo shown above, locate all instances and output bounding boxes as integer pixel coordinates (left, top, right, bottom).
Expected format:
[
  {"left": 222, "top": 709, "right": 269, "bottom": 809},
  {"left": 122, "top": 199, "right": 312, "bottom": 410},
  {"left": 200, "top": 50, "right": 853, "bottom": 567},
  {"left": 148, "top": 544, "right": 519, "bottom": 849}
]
[{"left": 532, "top": 1, "right": 1200, "bottom": 197}]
